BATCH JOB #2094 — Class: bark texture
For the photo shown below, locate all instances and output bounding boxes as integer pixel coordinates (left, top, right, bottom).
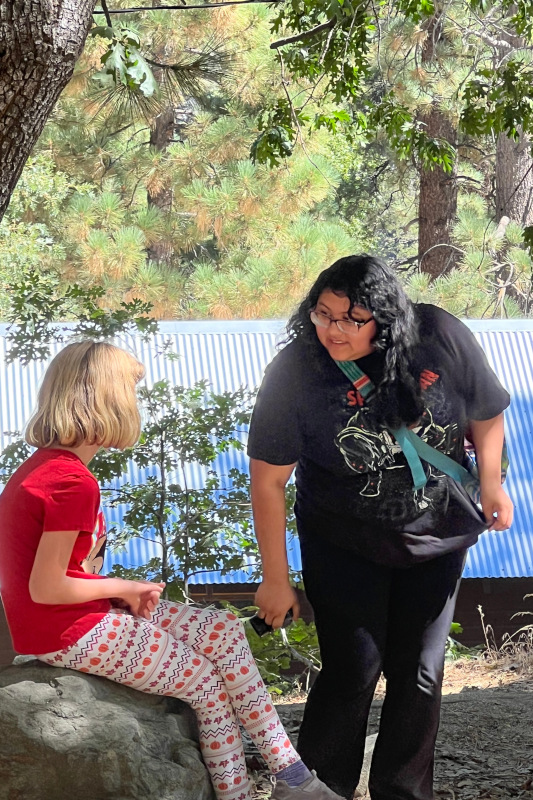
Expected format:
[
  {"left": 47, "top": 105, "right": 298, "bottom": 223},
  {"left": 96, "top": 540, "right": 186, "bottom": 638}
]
[
  {"left": 147, "top": 107, "right": 175, "bottom": 264},
  {"left": 146, "top": 99, "right": 196, "bottom": 264},
  {"left": 417, "top": 10, "right": 458, "bottom": 278},
  {"left": 0, "top": 0, "right": 97, "bottom": 221},
  {"left": 495, "top": 130, "right": 533, "bottom": 226},
  {"left": 145, "top": 0, "right": 178, "bottom": 265},
  {"left": 494, "top": 24, "right": 533, "bottom": 227}
]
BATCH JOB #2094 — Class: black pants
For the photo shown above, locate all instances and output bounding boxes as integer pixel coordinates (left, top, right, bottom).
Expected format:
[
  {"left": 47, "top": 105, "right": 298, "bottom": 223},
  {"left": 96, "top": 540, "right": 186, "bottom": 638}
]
[{"left": 296, "top": 530, "right": 466, "bottom": 800}]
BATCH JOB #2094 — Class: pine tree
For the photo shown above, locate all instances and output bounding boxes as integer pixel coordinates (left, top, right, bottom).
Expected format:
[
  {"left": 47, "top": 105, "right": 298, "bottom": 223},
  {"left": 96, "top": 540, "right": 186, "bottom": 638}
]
[{"left": 1, "top": 4, "right": 360, "bottom": 320}]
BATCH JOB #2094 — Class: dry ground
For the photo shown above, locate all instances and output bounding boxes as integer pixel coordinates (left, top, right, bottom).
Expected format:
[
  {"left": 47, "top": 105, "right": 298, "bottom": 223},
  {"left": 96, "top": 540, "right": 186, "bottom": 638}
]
[{"left": 249, "top": 655, "right": 533, "bottom": 800}]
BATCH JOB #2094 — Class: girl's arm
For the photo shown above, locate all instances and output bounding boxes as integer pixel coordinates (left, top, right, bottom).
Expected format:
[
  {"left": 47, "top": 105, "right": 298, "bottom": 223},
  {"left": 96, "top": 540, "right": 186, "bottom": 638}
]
[
  {"left": 469, "top": 413, "right": 513, "bottom": 531},
  {"left": 29, "top": 530, "right": 164, "bottom": 618},
  {"left": 250, "top": 458, "right": 300, "bottom": 629}
]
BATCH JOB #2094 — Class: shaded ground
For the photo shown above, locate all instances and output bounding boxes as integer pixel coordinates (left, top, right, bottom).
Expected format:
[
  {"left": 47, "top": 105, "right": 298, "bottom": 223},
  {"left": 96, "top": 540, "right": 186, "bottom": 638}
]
[{"left": 249, "top": 658, "right": 533, "bottom": 799}]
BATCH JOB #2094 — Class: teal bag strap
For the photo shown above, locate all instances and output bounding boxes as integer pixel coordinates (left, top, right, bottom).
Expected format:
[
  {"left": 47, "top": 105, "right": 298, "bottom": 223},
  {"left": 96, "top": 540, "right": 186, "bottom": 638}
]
[
  {"left": 335, "top": 359, "right": 494, "bottom": 501},
  {"left": 401, "top": 429, "right": 472, "bottom": 485},
  {"left": 390, "top": 426, "right": 429, "bottom": 491},
  {"left": 335, "top": 360, "right": 428, "bottom": 491}
]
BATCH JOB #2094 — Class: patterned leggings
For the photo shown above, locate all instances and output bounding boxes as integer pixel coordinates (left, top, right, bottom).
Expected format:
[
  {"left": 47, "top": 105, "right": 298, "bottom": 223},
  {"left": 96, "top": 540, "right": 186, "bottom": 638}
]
[{"left": 38, "top": 600, "right": 299, "bottom": 800}]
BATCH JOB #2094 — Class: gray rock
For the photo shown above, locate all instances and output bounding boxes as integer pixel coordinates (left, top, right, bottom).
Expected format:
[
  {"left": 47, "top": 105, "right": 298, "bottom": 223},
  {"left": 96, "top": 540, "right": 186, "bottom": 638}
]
[{"left": 0, "top": 659, "right": 216, "bottom": 800}]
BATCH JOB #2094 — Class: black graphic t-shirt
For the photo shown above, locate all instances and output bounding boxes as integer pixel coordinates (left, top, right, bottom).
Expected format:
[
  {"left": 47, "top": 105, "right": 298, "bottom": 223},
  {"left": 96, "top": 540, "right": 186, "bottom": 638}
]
[{"left": 247, "top": 305, "right": 510, "bottom": 563}]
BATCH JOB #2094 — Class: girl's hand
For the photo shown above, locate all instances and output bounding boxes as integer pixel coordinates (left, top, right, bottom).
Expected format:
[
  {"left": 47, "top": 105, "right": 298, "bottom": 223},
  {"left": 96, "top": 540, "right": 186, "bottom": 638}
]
[
  {"left": 137, "top": 584, "right": 166, "bottom": 619},
  {"left": 119, "top": 581, "right": 165, "bottom": 619},
  {"left": 480, "top": 485, "right": 514, "bottom": 531}
]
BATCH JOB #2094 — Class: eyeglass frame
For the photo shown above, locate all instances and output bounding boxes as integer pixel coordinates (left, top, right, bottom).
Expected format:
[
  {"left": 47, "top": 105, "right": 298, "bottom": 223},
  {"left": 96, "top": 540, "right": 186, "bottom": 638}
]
[{"left": 309, "top": 309, "right": 374, "bottom": 335}]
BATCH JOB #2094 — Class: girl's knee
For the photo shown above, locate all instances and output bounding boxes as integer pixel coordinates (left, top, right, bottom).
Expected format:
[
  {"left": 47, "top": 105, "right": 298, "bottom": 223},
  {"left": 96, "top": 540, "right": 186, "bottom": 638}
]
[
  {"left": 198, "top": 608, "right": 246, "bottom": 648},
  {"left": 212, "top": 608, "right": 244, "bottom": 632}
]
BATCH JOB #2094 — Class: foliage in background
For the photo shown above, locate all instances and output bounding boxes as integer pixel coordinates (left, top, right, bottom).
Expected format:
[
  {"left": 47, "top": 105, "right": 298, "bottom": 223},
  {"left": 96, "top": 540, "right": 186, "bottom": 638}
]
[
  {"left": 0, "top": 5, "right": 368, "bottom": 323},
  {"left": 250, "top": 0, "right": 533, "bottom": 283},
  {"left": 5, "top": 271, "right": 157, "bottom": 365},
  {"left": 240, "top": 609, "right": 322, "bottom": 695},
  {"left": 253, "top": 0, "right": 533, "bottom": 172},
  {"left": 445, "top": 621, "right": 483, "bottom": 661},
  {"left": 4, "top": 1, "right": 533, "bottom": 321},
  {"left": 101, "top": 379, "right": 256, "bottom": 602},
  {"left": 406, "top": 189, "right": 533, "bottom": 317}
]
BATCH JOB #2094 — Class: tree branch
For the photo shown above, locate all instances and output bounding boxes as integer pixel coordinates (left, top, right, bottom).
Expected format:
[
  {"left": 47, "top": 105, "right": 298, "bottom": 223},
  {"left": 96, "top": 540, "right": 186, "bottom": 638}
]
[
  {"left": 94, "top": 0, "right": 282, "bottom": 12},
  {"left": 280, "top": 628, "right": 320, "bottom": 674},
  {"left": 100, "top": 0, "right": 114, "bottom": 27},
  {"left": 270, "top": 18, "right": 336, "bottom": 50}
]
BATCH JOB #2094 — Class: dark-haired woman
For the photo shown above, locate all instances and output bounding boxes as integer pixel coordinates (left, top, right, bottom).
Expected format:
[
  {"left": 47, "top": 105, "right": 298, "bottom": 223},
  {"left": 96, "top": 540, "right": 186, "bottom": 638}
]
[{"left": 247, "top": 255, "right": 513, "bottom": 800}]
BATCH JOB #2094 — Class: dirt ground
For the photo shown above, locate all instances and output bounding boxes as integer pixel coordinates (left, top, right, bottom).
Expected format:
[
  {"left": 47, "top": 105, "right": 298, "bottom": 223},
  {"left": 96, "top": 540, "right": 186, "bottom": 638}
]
[{"left": 248, "top": 656, "right": 533, "bottom": 800}]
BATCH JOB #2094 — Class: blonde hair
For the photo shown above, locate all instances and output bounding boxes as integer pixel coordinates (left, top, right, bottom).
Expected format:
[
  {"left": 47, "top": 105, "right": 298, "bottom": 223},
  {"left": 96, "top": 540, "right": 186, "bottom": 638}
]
[{"left": 25, "top": 341, "right": 146, "bottom": 450}]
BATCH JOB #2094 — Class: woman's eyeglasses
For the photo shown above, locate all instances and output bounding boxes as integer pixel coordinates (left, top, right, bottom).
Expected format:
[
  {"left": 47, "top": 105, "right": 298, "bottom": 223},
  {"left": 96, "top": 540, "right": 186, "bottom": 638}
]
[{"left": 310, "top": 310, "right": 373, "bottom": 335}]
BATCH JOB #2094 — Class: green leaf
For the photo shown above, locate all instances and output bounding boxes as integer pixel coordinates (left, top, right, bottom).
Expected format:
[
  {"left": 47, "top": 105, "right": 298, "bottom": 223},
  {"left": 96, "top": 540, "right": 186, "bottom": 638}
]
[
  {"left": 126, "top": 51, "right": 158, "bottom": 97},
  {"left": 524, "top": 226, "right": 533, "bottom": 259},
  {"left": 90, "top": 26, "right": 115, "bottom": 40},
  {"left": 105, "top": 42, "right": 129, "bottom": 84},
  {"left": 449, "top": 621, "right": 464, "bottom": 636}
]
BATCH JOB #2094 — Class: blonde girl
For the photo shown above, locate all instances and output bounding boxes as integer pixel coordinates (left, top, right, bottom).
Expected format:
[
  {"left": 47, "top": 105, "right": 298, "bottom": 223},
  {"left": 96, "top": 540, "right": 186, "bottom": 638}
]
[{"left": 0, "top": 341, "right": 342, "bottom": 800}]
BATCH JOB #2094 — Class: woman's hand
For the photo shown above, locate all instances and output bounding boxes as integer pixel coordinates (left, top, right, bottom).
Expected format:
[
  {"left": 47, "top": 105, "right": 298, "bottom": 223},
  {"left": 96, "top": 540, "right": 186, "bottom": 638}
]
[
  {"left": 480, "top": 485, "right": 514, "bottom": 531},
  {"left": 469, "top": 415, "right": 513, "bottom": 531},
  {"left": 118, "top": 581, "right": 166, "bottom": 619},
  {"left": 255, "top": 579, "right": 300, "bottom": 629}
]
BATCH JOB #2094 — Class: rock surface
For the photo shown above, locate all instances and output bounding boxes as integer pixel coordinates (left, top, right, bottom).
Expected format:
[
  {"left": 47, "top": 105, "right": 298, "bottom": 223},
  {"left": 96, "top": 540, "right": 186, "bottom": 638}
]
[{"left": 0, "top": 659, "right": 216, "bottom": 800}]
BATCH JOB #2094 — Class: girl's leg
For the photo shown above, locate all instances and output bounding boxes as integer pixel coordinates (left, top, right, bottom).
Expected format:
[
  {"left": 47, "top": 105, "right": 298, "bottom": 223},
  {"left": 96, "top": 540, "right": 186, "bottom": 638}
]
[
  {"left": 149, "top": 600, "right": 302, "bottom": 775},
  {"left": 39, "top": 612, "right": 252, "bottom": 800}
]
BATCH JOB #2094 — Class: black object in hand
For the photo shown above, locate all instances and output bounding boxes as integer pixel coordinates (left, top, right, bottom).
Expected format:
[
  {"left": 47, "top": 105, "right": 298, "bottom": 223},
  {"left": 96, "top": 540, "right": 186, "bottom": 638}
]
[{"left": 249, "top": 609, "right": 293, "bottom": 637}]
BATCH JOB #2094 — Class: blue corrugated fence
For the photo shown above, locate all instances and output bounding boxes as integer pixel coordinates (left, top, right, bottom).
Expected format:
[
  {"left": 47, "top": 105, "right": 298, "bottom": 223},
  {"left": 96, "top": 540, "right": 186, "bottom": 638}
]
[{"left": 0, "top": 319, "right": 531, "bottom": 581}]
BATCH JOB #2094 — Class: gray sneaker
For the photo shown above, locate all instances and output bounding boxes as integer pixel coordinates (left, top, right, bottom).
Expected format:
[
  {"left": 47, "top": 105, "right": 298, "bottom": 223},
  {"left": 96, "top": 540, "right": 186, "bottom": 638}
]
[{"left": 271, "top": 770, "right": 346, "bottom": 799}]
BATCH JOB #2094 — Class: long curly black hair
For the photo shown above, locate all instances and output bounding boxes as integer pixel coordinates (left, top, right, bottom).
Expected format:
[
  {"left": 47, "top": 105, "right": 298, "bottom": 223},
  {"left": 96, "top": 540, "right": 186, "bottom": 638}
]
[{"left": 286, "top": 254, "right": 424, "bottom": 428}]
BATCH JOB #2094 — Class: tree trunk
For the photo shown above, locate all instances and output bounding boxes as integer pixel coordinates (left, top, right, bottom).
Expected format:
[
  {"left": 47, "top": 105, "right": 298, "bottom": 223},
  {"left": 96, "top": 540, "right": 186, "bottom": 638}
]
[
  {"left": 492, "top": 16, "right": 533, "bottom": 226},
  {"left": 0, "top": 0, "right": 96, "bottom": 221},
  {"left": 495, "top": 130, "right": 533, "bottom": 226},
  {"left": 417, "top": 10, "right": 458, "bottom": 278},
  {"left": 493, "top": 15, "right": 532, "bottom": 228},
  {"left": 147, "top": 107, "right": 175, "bottom": 264},
  {"left": 146, "top": 99, "right": 197, "bottom": 263},
  {"left": 145, "top": 0, "right": 176, "bottom": 265}
]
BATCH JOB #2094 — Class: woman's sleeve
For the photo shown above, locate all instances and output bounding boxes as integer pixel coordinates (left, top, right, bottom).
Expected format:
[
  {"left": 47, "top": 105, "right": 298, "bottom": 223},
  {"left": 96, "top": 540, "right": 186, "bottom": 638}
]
[
  {"left": 430, "top": 306, "right": 510, "bottom": 420},
  {"left": 247, "top": 344, "right": 303, "bottom": 465},
  {"left": 42, "top": 473, "right": 101, "bottom": 533}
]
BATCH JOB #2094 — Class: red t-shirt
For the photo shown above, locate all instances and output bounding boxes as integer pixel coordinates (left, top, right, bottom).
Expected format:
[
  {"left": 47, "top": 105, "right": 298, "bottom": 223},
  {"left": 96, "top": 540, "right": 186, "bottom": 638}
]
[{"left": 0, "top": 448, "right": 111, "bottom": 654}]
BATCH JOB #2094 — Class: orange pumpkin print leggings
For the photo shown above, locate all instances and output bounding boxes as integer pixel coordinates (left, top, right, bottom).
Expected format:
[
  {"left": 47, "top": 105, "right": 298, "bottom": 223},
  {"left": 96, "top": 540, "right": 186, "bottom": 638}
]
[{"left": 38, "top": 599, "right": 300, "bottom": 800}]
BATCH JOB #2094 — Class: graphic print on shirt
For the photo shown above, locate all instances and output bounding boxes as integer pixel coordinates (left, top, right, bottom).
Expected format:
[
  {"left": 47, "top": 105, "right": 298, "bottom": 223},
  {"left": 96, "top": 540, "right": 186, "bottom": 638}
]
[
  {"left": 80, "top": 510, "right": 106, "bottom": 575},
  {"left": 335, "top": 371, "right": 461, "bottom": 512}
]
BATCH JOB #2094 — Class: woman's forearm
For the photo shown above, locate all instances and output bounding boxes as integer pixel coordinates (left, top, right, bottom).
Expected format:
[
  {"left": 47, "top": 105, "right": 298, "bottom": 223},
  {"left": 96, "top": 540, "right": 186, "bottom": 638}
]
[
  {"left": 250, "top": 458, "right": 300, "bottom": 624},
  {"left": 252, "top": 484, "right": 290, "bottom": 580},
  {"left": 469, "top": 413, "right": 505, "bottom": 489},
  {"left": 250, "top": 459, "right": 296, "bottom": 582}
]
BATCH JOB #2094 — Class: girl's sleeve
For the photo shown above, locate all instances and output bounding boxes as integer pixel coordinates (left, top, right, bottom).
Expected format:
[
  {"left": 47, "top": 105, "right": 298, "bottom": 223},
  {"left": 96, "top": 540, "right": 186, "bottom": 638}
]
[
  {"left": 247, "top": 344, "right": 303, "bottom": 465},
  {"left": 42, "top": 473, "right": 101, "bottom": 533},
  {"left": 430, "top": 306, "right": 510, "bottom": 420}
]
